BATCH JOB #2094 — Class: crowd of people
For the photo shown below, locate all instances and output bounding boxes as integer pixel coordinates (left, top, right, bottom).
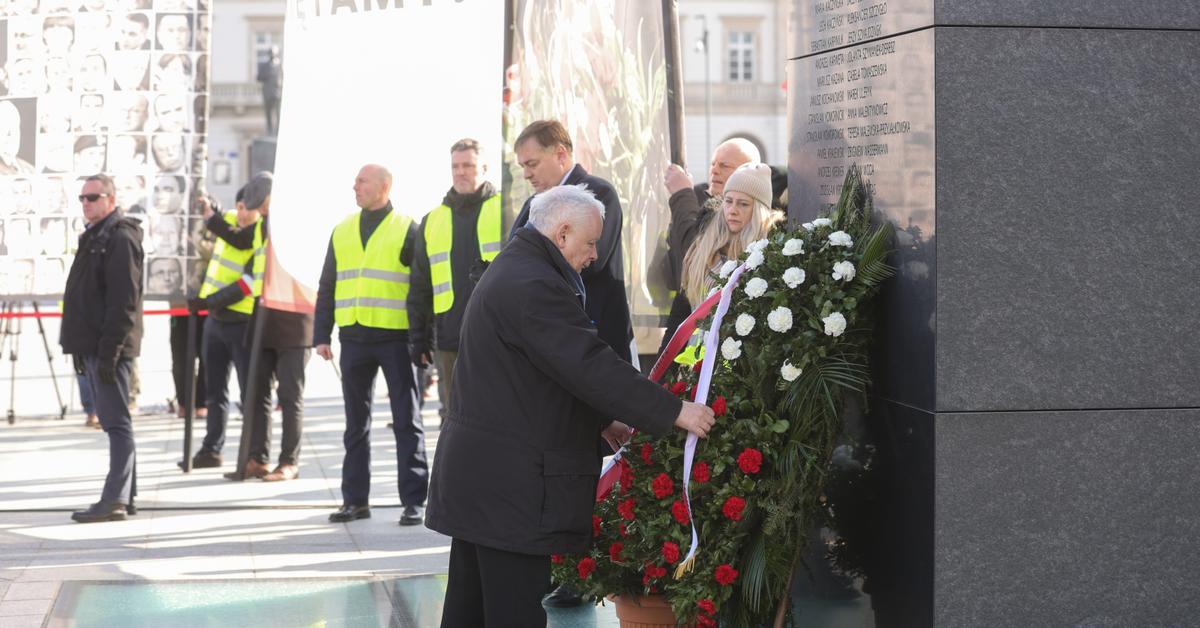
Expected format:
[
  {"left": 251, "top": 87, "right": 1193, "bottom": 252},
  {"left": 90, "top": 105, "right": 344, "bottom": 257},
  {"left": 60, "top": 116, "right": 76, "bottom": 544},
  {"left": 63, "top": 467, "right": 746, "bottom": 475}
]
[{"left": 59, "top": 118, "right": 791, "bottom": 626}]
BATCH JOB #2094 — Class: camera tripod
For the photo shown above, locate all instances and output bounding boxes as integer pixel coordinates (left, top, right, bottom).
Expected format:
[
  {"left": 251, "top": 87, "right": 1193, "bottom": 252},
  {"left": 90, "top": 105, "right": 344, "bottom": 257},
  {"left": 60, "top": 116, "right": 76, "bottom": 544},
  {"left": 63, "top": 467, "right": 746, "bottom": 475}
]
[{"left": 2, "top": 302, "right": 68, "bottom": 424}]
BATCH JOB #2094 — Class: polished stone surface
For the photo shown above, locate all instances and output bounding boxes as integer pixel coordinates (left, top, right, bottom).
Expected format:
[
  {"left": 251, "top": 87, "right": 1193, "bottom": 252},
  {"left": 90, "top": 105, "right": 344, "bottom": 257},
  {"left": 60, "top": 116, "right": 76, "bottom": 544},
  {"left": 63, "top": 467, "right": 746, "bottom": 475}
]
[
  {"left": 790, "top": 0, "right": 932, "bottom": 57},
  {"left": 935, "top": 0, "right": 1200, "bottom": 29},
  {"left": 935, "top": 408, "right": 1200, "bottom": 627},
  {"left": 935, "top": 27, "right": 1200, "bottom": 412}
]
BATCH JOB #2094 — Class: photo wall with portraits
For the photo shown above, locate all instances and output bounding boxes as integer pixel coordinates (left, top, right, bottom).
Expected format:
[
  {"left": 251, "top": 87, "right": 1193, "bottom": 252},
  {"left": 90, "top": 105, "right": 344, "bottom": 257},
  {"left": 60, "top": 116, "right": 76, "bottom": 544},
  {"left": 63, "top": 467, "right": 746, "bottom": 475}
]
[{"left": 0, "top": 0, "right": 211, "bottom": 301}]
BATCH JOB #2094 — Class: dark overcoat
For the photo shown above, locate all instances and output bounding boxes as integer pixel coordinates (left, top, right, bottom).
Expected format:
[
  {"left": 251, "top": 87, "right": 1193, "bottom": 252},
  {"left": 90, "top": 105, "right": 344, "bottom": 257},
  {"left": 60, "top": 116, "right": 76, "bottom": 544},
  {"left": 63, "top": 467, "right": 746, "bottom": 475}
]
[
  {"left": 60, "top": 209, "right": 144, "bottom": 362},
  {"left": 426, "top": 226, "right": 680, "bottom": 555}
]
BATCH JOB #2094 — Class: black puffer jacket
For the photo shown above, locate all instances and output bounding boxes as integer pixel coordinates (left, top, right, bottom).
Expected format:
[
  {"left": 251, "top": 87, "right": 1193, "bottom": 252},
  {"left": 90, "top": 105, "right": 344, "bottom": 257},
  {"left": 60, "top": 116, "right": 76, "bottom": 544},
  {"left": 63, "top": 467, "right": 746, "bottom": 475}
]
[{"left": 60, "top": 209, "right": 144, "bottom": 363}]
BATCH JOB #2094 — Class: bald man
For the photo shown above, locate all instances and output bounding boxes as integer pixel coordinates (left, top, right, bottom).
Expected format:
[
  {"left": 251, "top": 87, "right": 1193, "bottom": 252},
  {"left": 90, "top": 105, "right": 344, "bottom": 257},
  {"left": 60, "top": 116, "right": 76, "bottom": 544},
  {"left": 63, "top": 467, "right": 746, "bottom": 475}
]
[
  {"left": 0, "top": 101, "right": 36, "bottom": 175},
  {"left": 659, "top": 138, "right": 760, "bottom": 348},
  {"left": 313, "top": 164, "right": 429, "bottom": 526}
]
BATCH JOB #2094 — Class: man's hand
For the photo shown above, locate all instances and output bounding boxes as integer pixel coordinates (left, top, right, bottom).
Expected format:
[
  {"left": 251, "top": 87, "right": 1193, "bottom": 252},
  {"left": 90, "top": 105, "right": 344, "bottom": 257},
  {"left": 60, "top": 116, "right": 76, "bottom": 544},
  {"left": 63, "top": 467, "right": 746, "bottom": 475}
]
[
  {"left": 97, "top": 360, "right": 118, "bottom": 385},
  {"left": 601, "top": 420, "right": 633, "bottom": 452},
  {"left": 664, "top": 164, "right": 694, "bottom": 195},
  {"left": 187, "top": 296, "right": 207, "bottom": 314},
  {"left": 673, "top": 401, "right": 715, "bottom": 438},
  {"left": 197, "top": 195, "right": 216, "bottom": 220},
  {"left": 316, "top": 344, "right": 334, "bottom": 361},
  {"left": 410, "top": 344, "right": 432, "bottom": 368}
]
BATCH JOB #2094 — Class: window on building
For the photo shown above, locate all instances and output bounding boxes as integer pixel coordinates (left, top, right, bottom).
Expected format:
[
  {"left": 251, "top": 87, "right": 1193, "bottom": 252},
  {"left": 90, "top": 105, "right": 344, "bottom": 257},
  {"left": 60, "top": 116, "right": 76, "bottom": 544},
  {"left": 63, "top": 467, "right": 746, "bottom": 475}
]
[{"left": 728, "top": 31, "right": 754, "bottom": 82}]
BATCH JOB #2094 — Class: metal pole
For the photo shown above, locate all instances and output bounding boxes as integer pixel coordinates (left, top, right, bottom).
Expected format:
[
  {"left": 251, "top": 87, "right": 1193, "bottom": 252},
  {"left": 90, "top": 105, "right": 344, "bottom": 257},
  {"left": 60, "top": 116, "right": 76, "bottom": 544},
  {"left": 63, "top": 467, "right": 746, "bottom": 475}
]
[
  {"left": 662, "top": 0, "right": 687, "bottom": 168},
  {"left": 180, "top": 311, "right": 199, "bottom": 472},
  {"left": 7, "top": 303, "right": 20, "bottom": 425},
  {"left": 231, "top": 301, "right": 268, "bottom": 481},
  {"left": 30, "top": 302, "right": 67, "bottom": 420}
]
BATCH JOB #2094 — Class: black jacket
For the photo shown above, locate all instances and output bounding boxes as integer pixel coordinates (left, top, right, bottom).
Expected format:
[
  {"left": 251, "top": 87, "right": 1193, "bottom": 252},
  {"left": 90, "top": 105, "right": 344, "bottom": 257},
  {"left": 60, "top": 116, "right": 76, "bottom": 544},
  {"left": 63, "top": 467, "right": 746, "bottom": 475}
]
[
  {"left": 312, "top": 202, "right": 417, "bottom": 346},
  {"left": 60, "top": 209, "right": 144, "bottom": 362},
  {"left": 426, "top": 226, "right": 680, "bottom": 555},
  {"left": 409, "top": 182, "right": 497, "bottom": 353},
  {"left": 661, "top": 184, "right": 716, "bottom": 351},
  {"left": 510, "top": 164, "right": 633, "bottom": 360}
]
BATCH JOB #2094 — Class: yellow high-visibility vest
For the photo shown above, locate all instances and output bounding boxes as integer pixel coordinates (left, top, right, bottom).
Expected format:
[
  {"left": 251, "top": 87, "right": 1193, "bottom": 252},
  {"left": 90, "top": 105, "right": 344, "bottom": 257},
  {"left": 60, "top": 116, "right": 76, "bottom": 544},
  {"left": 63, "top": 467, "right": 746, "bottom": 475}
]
[
  {"left": 199, "top": 211, "right": 260, "bottom": 314},
  {"left": 423, "top": 194, "right": 502, "bottom": 314},
  {"left": 332, "top": 209, "right": 412, "bottom": 330}
]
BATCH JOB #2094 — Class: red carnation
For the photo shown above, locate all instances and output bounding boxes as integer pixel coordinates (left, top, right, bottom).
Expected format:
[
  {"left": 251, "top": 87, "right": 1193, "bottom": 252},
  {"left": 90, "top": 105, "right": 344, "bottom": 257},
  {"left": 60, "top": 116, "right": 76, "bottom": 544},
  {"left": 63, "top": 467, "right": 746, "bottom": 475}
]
[
  {"left": 661, "top": 541, "right": 680, "bottom": 564},
  {"left": 651, "top": 473, "right": 674, "bottom": 499},
  {"left": 698, "top": 616, "right": 717, "bottom": 627},
  {"left": 693, "top": 360, "right": 704, "bottom": 373},
  {"left": 609, "top": 542, "right": 624, "bottom": 563},
  {"left": 619, "top": 460, "right": 634, "bottom": 493},
  {"left": 697, "top": 599, "right": 716, "bottom": 615},
  {"left": 737, "top": 448, "right": 763, "bottom": 474},
  {"left": 640, "top": 442, "right": 653, "bottom": 465},
  {"left": 551, "top": 554, "right": 564, "bottom": 564},
  {"left": 641, "top": 563, "right": 668, "bottom": 586},
  {"left": 619, "top": 522, "right": 628, "bottom": 537},
  {"left": 592, "top": 515, "right": 601, "bottom": 537},
  {"left": 671, "top": 499, "right": 690, "bottom": 525},
  {"left": 618, "top": 498, "right": 636, "bottom": 521},
  {"left": 722, "top": 496, "right": 746, "bottom": 521},
  {"left": 670, "top": 381, "right": 687, "bottom": 396},
  {"left": 691, "top": 461, "right": 710, "bottom": 483},
  {"left": 711, "top": 396, "right": 727, "bottom": 417},
  {"left": 578, "top": 557, "right": 597, "bottom": 579},
  {"left": 714, "top": 563, "right": 739, "bottom": 586}
]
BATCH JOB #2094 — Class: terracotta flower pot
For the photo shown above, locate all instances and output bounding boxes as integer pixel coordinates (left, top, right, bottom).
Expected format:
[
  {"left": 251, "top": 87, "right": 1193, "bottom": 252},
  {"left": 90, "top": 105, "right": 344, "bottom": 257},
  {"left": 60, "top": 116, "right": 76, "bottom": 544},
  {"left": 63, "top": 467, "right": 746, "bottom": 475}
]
[{"left": 608, "top": 594, "right": 692, "bottom": 628}]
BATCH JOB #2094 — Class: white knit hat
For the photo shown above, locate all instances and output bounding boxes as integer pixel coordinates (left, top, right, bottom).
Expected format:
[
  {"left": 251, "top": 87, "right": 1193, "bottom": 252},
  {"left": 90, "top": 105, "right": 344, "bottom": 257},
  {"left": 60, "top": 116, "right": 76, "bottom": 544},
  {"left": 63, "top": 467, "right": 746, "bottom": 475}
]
[{"left": 722, "top": 162, "right": 772, "bottom": 208}]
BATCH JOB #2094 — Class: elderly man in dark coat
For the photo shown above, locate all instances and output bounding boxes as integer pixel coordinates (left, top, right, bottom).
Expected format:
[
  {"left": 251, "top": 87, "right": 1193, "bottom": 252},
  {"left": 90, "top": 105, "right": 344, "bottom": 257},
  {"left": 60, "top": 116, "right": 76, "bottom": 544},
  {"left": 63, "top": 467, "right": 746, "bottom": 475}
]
[{"left": 427, "top": 184, "right": 715, "bottom": 627}]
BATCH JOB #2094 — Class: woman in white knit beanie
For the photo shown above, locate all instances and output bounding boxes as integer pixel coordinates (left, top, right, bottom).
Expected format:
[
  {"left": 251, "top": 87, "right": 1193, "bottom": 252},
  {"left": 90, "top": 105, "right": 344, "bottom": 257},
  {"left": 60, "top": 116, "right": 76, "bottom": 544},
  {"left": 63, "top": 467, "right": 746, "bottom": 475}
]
[{"left": 680, "top": 162, "right": 783, "bottom": 303}]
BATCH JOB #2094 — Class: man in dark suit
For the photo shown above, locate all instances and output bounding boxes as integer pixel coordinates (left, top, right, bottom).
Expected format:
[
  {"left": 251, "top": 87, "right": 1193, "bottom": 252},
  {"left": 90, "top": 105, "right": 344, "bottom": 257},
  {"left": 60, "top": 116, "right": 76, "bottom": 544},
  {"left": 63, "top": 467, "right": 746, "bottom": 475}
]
[
  {"left": 427, "top": 184, "right": 715, "bottom": 627},
  {"left": 510, "top": 119, "right": 632, "bottom": 362}
]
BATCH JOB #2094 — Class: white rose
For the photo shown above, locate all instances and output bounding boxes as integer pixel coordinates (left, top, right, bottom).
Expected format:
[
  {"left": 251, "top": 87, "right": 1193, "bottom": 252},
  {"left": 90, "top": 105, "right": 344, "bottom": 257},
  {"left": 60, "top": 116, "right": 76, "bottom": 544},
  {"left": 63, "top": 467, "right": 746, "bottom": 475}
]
[
  {"left": 767, "top": 306, "right": 793, "bottom": 333},
  {"left": 720, "top": 336, "right": 742, "bottom": 360},
  {"left": 744, "top": 277, "right": 768, "bottom": 299},
  {"left": 745, "top": 249, "right": 765, "bottom": 269},
  {"left": 822, "top": 312, "right": 847, "bottom": 337},
  {"left": 783, "top": 267, "right": 806, "bottom": 289},
  {"left": 832, "top": 260, "right": 856, "bottom": 282},
  {"left": 780, "top": 361, "right": 802, "bottom": 382},
  {"left": 813, "top": 218, "right": 832, "bottom": 228},
  {"left": 801, "top": 222, "right": 814, "bottom": 231},
  {"left": 707, "top": 286, "right": 721, "bottom": 298},
  {"left": 828, "top": 231, "right": 853, "bottom": 247},
  {"left": 782, "top": 239, "right": 804, "bottom": 256},
  {"left": 718, "top": 260, "right": 738, "bottom": 279},
  {"left": 747, "top": 238, "right": 769, "bottom": 253},
  {"left": 735, "top": 313, "right": 756, "bottom": 336}
]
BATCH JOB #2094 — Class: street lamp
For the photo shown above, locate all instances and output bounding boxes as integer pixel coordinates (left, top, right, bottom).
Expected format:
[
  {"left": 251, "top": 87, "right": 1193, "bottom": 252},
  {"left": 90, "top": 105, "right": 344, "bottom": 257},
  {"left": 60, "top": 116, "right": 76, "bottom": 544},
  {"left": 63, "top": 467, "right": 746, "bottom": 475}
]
[{"left": 694, "top": 14, "right": 711, "bottom": 156}]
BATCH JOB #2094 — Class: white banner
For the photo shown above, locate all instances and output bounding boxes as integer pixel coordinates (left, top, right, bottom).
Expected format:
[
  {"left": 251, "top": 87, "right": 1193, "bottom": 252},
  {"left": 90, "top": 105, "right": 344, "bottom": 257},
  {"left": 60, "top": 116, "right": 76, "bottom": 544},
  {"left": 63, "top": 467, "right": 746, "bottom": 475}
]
[{"left": 270, "top": 0, "right": 504, "bottom": 300}]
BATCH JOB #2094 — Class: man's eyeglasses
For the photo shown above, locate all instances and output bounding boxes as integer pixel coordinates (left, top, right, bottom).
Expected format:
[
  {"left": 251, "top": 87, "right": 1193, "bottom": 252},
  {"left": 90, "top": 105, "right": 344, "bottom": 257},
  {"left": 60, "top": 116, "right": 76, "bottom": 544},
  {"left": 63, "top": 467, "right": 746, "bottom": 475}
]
[{"left": 78, "top": 193, "right": 110, "bottom": 203}]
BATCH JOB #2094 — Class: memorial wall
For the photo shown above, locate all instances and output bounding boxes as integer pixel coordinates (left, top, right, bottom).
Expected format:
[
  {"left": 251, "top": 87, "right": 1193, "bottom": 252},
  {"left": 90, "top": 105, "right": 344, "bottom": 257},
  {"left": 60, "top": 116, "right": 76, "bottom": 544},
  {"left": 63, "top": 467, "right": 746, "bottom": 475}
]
[{"left": 788, "top": 1, "right": 1200, "bottom": 626}]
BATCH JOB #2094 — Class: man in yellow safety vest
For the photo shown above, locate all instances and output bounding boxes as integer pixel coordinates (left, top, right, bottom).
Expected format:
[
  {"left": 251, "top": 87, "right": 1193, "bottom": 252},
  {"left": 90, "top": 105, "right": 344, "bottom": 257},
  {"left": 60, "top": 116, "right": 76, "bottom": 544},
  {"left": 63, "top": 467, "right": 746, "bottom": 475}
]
[
  {"left": 408, "top": 138, "right": 501, "bottom": 422},
  {"left": 313, "top": 164, "right": 428, "bottom": 526}
]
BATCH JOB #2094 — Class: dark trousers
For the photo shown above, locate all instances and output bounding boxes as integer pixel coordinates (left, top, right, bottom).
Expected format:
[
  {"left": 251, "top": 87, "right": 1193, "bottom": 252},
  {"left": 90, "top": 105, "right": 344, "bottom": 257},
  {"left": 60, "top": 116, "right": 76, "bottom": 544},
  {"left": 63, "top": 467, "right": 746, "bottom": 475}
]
[
  {"left": 248, "top": 347, "right": 310, "bottom": 465},
  {"left": 441, "top": 538, "right": 550, "bottom": 628},
  {"left": 77, "top": 372, "right": 95, "bottom": 415},
  {"left": 169, "top": 314, "right": 207, "bottom": 411},
  {"left": 201, "top": 317, "right": 250, "bottom": 453},
  {"left": 83, "top": 356, "right": 137, "bottom": 505},
  {"left": 338, "top": 339, "right": 428, "bottom": 507}
]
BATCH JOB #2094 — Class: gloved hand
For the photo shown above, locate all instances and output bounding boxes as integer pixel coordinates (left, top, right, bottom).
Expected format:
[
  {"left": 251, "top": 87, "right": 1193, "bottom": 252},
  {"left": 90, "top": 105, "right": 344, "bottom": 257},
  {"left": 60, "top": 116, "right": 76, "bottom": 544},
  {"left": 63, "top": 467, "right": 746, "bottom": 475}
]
[
  {"left": 468, "top": 259, "right": 490, "bottom": 285},
  {"left": 410, "top": 343, "right": 433, "bottom": 368},
  {"left": 97, "top": 360, "right": 118, "bottom": 385},
  {"left": 187, "top": 296, "right": 207, "bottom": 314},
  {"left": 72, "top": 354, "right": 85, "bottom": 375}
]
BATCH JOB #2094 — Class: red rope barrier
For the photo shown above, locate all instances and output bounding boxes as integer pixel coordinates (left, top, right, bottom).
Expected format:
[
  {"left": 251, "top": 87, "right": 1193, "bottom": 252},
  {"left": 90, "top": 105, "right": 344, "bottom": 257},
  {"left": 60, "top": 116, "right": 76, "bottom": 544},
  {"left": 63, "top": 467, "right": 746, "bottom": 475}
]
[{"left": 0, "top": 308, "right": 204, "bottom": 319}]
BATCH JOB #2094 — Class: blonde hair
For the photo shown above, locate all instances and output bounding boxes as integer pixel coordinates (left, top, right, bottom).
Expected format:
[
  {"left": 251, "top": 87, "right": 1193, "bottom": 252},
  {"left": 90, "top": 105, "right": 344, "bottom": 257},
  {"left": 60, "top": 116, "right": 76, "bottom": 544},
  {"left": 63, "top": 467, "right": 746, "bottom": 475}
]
[{"left": 681, "top": 196, "right": 782, "bottom": 303}]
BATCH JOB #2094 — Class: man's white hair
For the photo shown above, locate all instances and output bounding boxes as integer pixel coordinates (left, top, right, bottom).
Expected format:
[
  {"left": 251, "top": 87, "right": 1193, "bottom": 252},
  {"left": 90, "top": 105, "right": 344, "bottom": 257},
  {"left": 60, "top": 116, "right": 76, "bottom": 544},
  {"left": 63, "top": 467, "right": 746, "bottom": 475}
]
[{"left": 528, "top": 184, "right": 605, "bottom": 234}]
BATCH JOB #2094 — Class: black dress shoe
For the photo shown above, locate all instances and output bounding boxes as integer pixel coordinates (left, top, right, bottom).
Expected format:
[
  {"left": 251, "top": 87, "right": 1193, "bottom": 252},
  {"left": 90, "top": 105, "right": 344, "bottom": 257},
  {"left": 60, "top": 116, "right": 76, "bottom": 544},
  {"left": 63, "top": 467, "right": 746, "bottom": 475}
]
[
  {"left": 191, "top": 449, "right": 223, "bottom": 469},
  {"left": 127, "top": 502, "right": 138, "bottom": 516},
  {"left": 329, "top": 504, "right": 370, "bottom": 523},
  {"left": 542, "top": 585, "right": 584, "bottom": 608},
  {"left": 398, "top": 505, "right": 424, "bottom": 526},
  {"left": 72, "top": 502, "right": 127, "bottom": 524}
]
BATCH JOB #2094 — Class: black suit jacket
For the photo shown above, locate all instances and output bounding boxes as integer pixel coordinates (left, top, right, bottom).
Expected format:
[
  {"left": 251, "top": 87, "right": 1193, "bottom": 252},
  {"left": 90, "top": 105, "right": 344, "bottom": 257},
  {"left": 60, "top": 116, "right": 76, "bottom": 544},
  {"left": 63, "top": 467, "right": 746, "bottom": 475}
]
[{"left": 510, "top": 164, "right": 632, "bottom": 361}]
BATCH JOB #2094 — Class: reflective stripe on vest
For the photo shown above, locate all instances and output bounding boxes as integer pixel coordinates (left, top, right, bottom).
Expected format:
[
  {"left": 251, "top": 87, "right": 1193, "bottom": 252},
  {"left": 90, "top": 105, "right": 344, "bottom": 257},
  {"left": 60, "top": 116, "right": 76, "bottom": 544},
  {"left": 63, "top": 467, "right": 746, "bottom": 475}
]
[
  {"left": 423, "top": 194, "right": 502, "bottom": 314},
  {"left": 199, "top": 211, "right": 258, "bottom": 314},
  {"left": 332, "top": 210, "right": 412, "bottom": 330},
  {"left": 251, "top": 226, "right": 265, "bottom": 297}
]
